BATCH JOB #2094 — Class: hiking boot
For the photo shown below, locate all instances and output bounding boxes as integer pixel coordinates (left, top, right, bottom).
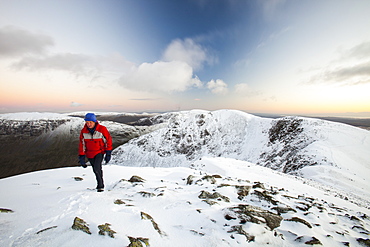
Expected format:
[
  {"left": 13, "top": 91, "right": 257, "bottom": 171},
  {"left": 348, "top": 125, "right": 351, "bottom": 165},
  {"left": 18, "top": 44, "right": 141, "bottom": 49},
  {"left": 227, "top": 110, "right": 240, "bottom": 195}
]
[{"left": 97, "top": 188, "right": 104, "bottom": 192}]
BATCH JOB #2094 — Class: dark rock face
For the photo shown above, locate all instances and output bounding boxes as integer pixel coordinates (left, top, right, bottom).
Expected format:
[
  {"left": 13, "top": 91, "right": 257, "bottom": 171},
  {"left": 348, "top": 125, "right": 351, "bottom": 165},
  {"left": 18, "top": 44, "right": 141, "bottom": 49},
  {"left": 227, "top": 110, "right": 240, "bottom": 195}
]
[
  {"left": 259, "top": 117, "right": 319, "bottom": 173},
  {"left": 0, "top": 117, "right": 142, "bottom": 178},
  {"left": 0, "top": 118, "right": 82, "bottom": 179},
  {"left": 0, "top": 119, "right": 68, "bottom": 137}
]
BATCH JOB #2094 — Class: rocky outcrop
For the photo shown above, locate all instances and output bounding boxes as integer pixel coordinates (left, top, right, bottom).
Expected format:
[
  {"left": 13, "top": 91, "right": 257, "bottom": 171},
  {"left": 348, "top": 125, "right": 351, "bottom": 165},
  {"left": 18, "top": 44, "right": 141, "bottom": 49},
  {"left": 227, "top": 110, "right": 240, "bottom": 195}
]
[
  {"left": 98, "top": 223, "right": 116, "bottom": 238},
  {"left": 0, "top": 208, "right": 14, "bottom": 213},
  {"left": 71, "top": 217, "right": 91, "bottom": 235}
]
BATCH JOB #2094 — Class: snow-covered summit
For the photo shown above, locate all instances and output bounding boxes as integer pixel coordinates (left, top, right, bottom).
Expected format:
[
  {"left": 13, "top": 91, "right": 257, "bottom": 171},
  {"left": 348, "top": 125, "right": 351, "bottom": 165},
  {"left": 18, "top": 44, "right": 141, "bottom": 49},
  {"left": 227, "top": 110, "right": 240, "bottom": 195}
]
[{"left": 111, "top": 109, "right": 370, "bottom": 205}]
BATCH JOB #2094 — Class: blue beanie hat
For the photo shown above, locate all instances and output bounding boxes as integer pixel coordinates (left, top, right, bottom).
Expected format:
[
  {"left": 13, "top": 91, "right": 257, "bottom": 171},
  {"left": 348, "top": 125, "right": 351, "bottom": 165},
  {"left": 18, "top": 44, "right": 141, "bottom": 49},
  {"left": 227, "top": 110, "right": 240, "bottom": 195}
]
[{"left": 84, "top": 113, "right": 97, "bottom": 122}]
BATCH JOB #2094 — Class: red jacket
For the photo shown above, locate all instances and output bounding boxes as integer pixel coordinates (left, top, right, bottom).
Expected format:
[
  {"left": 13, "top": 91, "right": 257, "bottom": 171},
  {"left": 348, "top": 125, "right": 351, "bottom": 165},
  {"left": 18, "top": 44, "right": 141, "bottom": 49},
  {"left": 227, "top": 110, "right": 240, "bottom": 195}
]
[{"left": 79, "top": 122, "right": 112, "bottom": 158}]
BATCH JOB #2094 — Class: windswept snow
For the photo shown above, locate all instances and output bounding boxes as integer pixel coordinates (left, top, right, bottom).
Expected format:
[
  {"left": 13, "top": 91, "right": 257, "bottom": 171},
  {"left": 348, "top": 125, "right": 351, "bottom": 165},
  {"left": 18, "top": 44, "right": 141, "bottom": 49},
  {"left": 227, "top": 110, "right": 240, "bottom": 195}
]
[{"left": 1, "top": 159, "right": 369, "bottom": 246}]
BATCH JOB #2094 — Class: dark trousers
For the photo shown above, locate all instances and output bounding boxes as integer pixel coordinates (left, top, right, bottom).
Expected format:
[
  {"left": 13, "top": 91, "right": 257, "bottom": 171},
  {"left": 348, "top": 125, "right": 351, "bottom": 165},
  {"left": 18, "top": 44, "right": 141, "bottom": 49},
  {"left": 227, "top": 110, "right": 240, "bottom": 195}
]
[{"left": 88, "top": 153, "right": 104, "bottom": 189}]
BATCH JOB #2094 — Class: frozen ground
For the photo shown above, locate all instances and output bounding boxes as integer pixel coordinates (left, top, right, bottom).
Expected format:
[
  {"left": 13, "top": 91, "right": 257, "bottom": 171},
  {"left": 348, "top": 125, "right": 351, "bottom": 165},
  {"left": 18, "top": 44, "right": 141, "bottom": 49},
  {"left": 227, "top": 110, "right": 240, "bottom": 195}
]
[{"left": 1, "top": 158, "right": 369, "bottom": 246}]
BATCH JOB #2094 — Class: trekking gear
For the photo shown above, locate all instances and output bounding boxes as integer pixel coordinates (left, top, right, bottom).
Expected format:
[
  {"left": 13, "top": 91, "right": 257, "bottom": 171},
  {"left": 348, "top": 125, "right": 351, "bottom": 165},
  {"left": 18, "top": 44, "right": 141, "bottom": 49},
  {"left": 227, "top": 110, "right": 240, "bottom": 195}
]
[
  {"left": 84, "top": 113, "right": 97, "bottom": 122},
  {"left": 79, "top": 155, "right": 87, "bottom": 168},
  {"left": 104, "top": 150, "right": 112, "bottom": 163}
]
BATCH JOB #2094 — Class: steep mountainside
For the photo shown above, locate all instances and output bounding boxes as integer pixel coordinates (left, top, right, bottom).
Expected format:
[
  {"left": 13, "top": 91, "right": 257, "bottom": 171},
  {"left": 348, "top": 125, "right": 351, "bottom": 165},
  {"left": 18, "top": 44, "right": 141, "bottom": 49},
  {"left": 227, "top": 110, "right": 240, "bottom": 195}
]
[
  {"left": 0, "top": 113, "right": 153, "bottom": 178},
  {"left": 111, "top": 110, "right": 370, "bottom": 203}
]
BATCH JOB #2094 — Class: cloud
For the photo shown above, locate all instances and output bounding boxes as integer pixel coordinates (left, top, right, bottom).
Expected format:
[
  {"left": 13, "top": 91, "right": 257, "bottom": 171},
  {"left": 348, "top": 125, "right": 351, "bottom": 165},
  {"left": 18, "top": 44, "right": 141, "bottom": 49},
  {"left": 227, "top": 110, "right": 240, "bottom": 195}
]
[
  {"left": 130, "top": 98, "right": 160, "bottom": 101},
  {"left": 345, "top": 41, "right": 370, "bottom": 60},
  {"left": 70, "top": 102, "right": 83, "bottom": 107},
  {"left": 306, "top": 42, "right": 370, "bottom": 86},
  {"left": 11, "top": 52, "right": 134, "bottom": 80},
  {"left": 328, "top": 61, "right": 370, "bottom": 82},
  {"left": 119, "top": 61, "right": 202, "bottom": 93},
  {"left": 162, "top": 38, "right": 215, "bottom": 71},
  {"left": 12, "top": 53, "right": 92, "bottom": 74},
  {"left": 234, "top": 83, "right": 250, "bottom": 94},
  {"left": 207, "top": 79, "right": 228, "bottom": 94},
  {"left": 0, "top": 26, "right": 54, "bottom": 57}
]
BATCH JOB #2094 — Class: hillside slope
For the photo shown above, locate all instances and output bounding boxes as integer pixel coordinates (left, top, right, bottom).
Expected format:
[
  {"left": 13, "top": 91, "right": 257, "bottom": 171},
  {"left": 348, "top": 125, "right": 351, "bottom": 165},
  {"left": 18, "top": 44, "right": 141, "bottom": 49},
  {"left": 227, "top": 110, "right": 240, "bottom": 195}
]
[
  {"left": 111, "top": 109, "right": 370, "bottom": 204},
  {"left": 0, "top": 112, "right": 153, "bottom": 178},
  {"left": 0, "top": 159, "right": 369, "bottom": 246}
]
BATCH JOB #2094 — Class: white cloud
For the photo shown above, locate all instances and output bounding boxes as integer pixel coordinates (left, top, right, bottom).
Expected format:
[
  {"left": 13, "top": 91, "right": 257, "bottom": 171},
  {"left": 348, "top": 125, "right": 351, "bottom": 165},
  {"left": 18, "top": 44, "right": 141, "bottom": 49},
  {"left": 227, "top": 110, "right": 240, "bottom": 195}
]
[
  {"left": 12, "top": 53, "right": 91, "bottom": 74},
  {"left": 119, "top": 61, "right": 202, "bottom": 93},
  {"left": 306, "top": 42, "right": 370, "bottom": 86},
  {"left": 234, "top": 83, "right": 250, "bottom": 94},
  {"left": 70, "top": 101, "right": 83, "bottom": 107},
  {"left": 0, "top": 26, "right": 54, "bottom": 57},
  {"left": 207, "top": 79, "right": 228, "bottom": 94},
  {"left": 11, "top": 52, "right": 134, "bottom": 81},
  {"left": 162, "top": 38, "right": 214, "bottom": 71}
]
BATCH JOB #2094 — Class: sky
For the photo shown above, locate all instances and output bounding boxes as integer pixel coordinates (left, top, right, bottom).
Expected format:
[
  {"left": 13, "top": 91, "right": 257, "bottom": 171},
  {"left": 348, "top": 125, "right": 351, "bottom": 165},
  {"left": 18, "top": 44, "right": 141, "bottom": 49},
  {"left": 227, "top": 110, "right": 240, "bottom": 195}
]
[{"left": 0, "top": 0, "right": 370, "bottom": 116}]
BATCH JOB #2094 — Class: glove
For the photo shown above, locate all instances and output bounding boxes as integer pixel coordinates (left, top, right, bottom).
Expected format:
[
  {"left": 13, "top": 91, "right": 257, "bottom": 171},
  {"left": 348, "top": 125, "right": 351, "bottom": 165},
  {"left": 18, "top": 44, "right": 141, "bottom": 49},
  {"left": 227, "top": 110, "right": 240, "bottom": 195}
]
[
  {"left": 104, "top": 150, "right": 112, "bottom": 164},
  {"left": 79, "top": 155, "right": 87, "bottom": 168}
]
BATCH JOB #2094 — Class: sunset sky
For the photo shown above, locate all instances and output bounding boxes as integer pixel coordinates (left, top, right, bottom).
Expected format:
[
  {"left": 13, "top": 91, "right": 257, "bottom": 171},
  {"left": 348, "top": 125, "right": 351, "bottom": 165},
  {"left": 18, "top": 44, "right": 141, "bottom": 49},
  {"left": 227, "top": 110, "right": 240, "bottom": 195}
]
[{"left": 1, "top": 0, "right": 370, "bottom": 116}]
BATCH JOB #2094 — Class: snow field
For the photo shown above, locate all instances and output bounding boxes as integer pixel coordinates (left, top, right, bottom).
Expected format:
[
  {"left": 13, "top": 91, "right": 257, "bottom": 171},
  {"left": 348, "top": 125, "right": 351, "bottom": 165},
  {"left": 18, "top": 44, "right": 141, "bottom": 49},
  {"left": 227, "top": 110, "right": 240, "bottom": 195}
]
[{"left": 1, "top": 158, "right": 369, "bottom": 246}]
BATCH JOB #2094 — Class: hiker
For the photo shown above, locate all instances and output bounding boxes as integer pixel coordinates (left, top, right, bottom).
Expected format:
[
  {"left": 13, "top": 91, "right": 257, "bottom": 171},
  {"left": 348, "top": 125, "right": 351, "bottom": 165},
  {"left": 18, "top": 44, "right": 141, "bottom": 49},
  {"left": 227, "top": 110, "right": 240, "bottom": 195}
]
[{"left": 78, "top": 113, "right": 112, "bottom": 192}]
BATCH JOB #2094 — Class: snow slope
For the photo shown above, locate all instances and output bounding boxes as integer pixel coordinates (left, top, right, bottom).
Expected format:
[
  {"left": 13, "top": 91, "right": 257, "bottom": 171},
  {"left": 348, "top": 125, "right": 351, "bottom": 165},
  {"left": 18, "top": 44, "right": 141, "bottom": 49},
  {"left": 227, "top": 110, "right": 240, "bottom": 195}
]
[
  {"left": 1, "top": 159, "right": 369, "bottom": 246},
  {"left": 111, "top": 110, "right": 370, "bottom": 205}
]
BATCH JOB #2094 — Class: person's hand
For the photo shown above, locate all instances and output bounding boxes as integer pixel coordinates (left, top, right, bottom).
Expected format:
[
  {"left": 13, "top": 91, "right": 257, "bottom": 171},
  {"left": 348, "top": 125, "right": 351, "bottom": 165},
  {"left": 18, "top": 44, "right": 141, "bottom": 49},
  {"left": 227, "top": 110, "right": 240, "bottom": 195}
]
[
  {"left": 79, "top": 155, "right": 87, "bottom": 168},
  {"left": 104, "top": 150, "right": 112, "bottom": 164}
]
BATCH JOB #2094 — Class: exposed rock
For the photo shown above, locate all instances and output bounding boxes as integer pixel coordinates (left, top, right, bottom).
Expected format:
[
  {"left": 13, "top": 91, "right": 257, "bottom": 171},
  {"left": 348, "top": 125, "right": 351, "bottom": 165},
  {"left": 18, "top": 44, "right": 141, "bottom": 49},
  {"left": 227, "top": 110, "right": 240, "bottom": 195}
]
[
  {"left": 235, "top": 185, "right": 251, "bottom": 200},
  {"left": 198, "top": 190, "right": 230, "bottom": 203},
  {"left": 138, "top": 191, "right": 155, "bottom": 198},
  {"left": 252, "top": 190, "right": 279, "bottom": 205},
  {"left": 224, "top": 204, "right": 283, "bottom": 230},
  {"left": 285, "top": 217, "right": 312, "bottom": 228},
  {"left": 200, "top": 175, "right": 217, "bottom": 184},
  {"left": 352, "top": 225, "right": 370, "bottom": 234},
  {"left": 0, "top": 208, "right": 14, "bottom": 213},
  {"left": 357, "top": 238, "right": 370, "bottom": 247},
  {"left": 227, "top": 225, "right": 255, "bottom": 242},
  {"left": 129, "top": 175, "right": 145, "bottom": 183},
  {"left": 190, "top": 229, "right": 205, "bottom": 236},
  {"left": 271, "top": 206, "right": 297, "bottom": 214},
  {"left": 203, "top": 199, "right": 219, "bottom": 206},
  {"left": 98, "top": 223, "right": 116, "bottom": 238},
  {"left": 296, "top": 201, "right": 312, "bottom": 211},
  {"left": 128, "top": 236, "right": 150, "bottom": 247},
  {"left": 268, "top": 118, "right": 304, "bottom": 144},
  {"left": 114, "top": 199, "right": 125, "bottom": 205},
  {"left": 36, "top": 226, "right": 57, "bottom": 234},
  {"left": 252, "top": 182, "right": 265, "bottom": 190},
  {"left": 71, "top": 217, "right": 91, "bottom": 235},
  {"left": 73, "top": 177, "right": 83, "bottom": 181},
  {"left": 141, "top": 212, "right": 166, "bottom": 236},
  {"left": 186, "top": 175, "right": 195, "bottom": 185},
  {"left": 259, "top": 117, "right": 318, "bottom": 173},
  {"left": 305, "top": 236, "right": 322, "bottom": 245}
]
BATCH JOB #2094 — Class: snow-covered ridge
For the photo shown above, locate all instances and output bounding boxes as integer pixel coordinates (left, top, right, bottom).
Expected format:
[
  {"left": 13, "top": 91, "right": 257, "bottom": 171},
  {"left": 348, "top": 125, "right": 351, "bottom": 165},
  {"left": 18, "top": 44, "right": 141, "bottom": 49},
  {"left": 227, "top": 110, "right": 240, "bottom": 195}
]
[
  {"left": 112, "top": 109, "right": 370, "bottom": 205},
  {"left": 0, "top": 112, "right": 72, "bottom": 120}
]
